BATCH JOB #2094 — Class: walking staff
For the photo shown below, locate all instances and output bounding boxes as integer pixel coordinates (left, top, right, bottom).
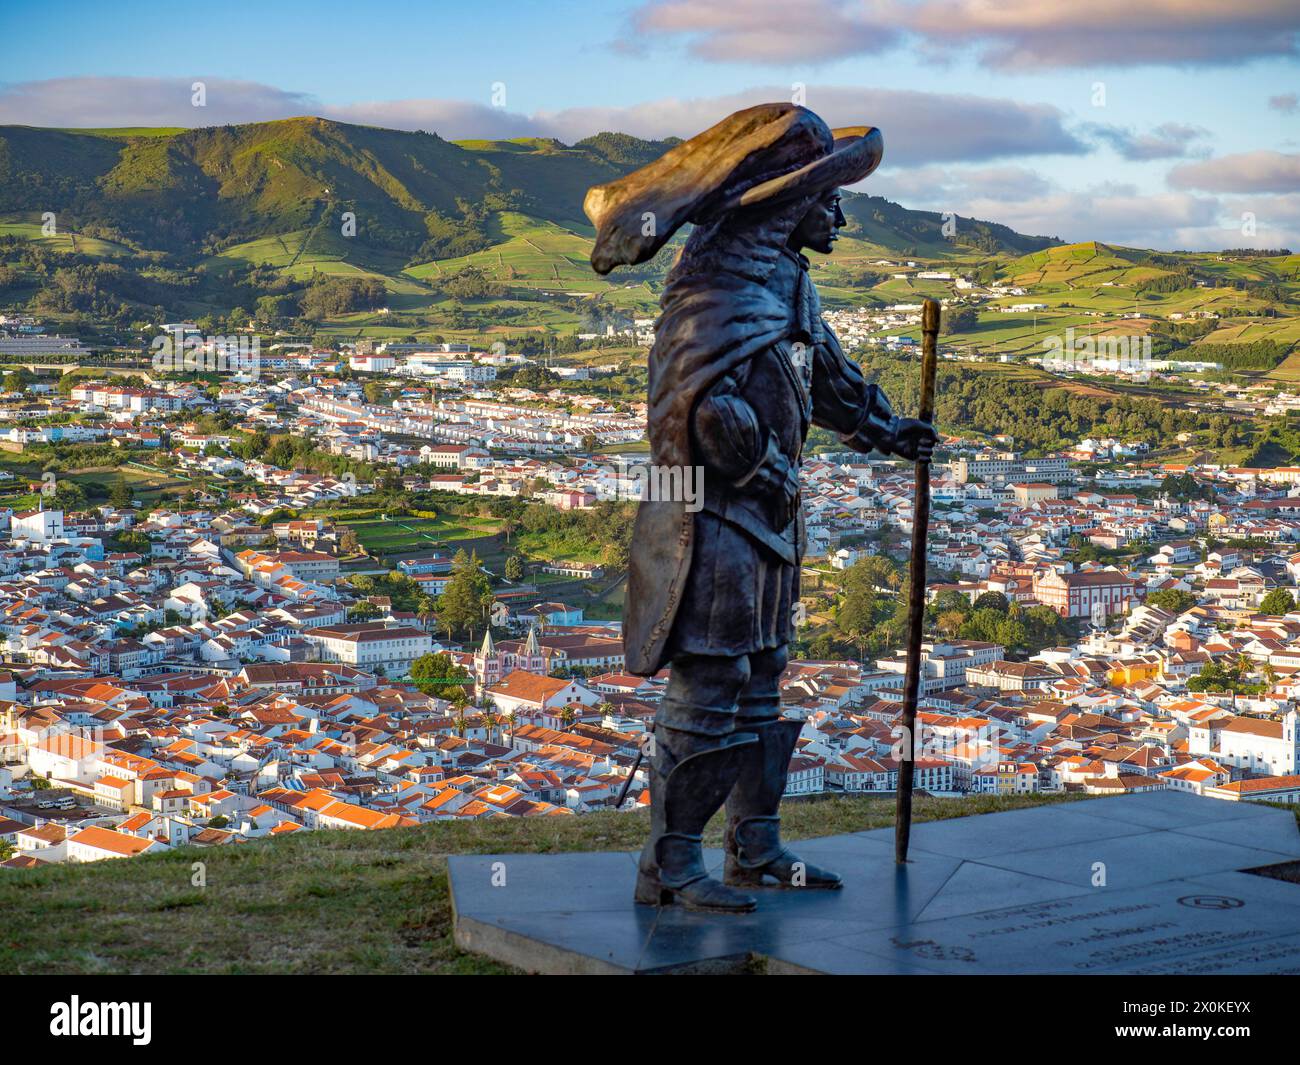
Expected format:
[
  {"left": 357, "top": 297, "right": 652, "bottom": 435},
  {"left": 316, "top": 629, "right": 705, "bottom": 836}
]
[{"left": 895, "top": 297, "right": 940, "bottom": 864}]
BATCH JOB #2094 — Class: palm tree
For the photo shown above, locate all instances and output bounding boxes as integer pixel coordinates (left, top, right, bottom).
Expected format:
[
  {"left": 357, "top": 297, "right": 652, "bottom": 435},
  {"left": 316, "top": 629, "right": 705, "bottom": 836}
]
[
  {"left": 481, "top": 711, "right": 501, "bottom": 744},
  {"left": 558, "top": 705, "right": 578, "bottom": 732},
  {"left": 503, "top": 711, "right": 517, "bottom": 744}
]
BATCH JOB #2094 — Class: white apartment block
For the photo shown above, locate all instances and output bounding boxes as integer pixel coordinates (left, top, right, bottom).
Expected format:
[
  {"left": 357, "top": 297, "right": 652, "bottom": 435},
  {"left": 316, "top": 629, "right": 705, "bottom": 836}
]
[{"left": 304, "top": 623, "right": 432, "bottom": 676}]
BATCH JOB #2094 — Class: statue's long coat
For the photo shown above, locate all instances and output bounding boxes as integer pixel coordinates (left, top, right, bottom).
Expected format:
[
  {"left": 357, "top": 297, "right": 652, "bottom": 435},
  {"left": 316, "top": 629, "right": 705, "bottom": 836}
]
[{"left": 623, "top": 270, "right": 804, "bottom": 676}]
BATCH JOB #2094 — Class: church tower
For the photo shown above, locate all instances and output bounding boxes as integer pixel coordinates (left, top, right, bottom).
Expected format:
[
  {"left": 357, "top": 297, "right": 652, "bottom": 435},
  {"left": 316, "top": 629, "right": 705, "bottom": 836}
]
[
  {"left": 474, "top": 629, "right": 501, "bottom": 699},
  {"left": 521, "top": 623, "right": 546, "bottom": 674}
]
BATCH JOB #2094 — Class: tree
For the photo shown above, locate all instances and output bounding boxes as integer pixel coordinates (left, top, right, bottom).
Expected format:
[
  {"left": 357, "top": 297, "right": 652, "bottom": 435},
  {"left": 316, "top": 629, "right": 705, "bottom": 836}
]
[
  {"left": 1, "top": 367, "right": 33, "bottom": 393},
  {"left": 1187, "top": 658, "right": 1261, "bottom": 696},
  {"left": 1145, "top": 588, "right": 1198, "bottom": 614},
  {"left": 504, "top": 554, "right": 525, "bottom": 582},
  {"left": 108, "top": 480, "right": 135, "bottom": 509},
  {"left": 836, "top": 585, "right": 877, "bottom": 659},
  {"left": 960, "top": 606, "right": 1026, "bottom": 651},
  {"left": 941, "top": 306, "right": 978, "bottom": 335},
  {"left": 1021, "top": 605, "right": 1075, "bottom": 654},
  {"left": 929, "top": 589, "right": 972, "bottom": 617},
  {"left": 936, "top": 610, "right": 967, "bottom": 637},
  {"left": 51, "top": 480, "right": 87, "bottom": 511},
  {"left": 972, "top": 591, "right": 1009, "bottom": 613},
  {"left": 111, "top": 527, "right": 150, "bottom": 553},
  {"left": 435, "top": 549, "right": 493, "bottom": 639},
  {"left": 1259, "top": 588, "right": 1295, "bottom": 616},
  {"left": 409, "top": 651, "right": 471, "bottom": 698}
]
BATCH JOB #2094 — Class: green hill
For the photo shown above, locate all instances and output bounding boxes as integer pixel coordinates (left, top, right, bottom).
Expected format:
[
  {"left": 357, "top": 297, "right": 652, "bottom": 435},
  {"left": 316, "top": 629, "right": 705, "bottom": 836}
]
[
  {"left": 0, "top": 792, "right": 1075, "bottom": 975},
  {"left": 6, "top": 116, "right": 1295, "bottom": 358},
  {"left": 839, "top": 194, "right": 1058, "bottom": 259},
  {"left": 0, "top": 117, "right": 1058, "bottom": 268}
]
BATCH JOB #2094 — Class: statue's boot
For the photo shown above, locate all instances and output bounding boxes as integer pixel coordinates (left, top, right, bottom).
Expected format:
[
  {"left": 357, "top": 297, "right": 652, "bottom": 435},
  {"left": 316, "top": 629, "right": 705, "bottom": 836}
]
[
  {"left": 724, "top": 717, "right": 843, "bottom": 890},
  {"left": 634, "top": 719, "right": 759, "bottom": 913}
]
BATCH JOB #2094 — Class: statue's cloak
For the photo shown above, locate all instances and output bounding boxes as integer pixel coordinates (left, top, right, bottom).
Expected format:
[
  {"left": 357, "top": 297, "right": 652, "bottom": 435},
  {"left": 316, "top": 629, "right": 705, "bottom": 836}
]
[{"left": 624, "top": 269, "right": 794, "bottom": 675}]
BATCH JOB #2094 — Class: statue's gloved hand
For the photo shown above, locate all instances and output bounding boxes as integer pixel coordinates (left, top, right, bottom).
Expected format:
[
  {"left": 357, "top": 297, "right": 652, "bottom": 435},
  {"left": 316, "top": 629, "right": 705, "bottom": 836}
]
[
  {"left": 888, "top": 417, "right": 939, "bottom": 463},
  {"left": 742, "top": 432, "right": 800, "bottom": 528}
]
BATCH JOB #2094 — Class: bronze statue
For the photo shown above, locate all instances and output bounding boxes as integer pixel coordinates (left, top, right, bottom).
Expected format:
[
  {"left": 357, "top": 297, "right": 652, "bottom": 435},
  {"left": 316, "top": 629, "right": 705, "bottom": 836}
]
[{"left": 585, "top": 104, "right": 937, "bottom": 913}]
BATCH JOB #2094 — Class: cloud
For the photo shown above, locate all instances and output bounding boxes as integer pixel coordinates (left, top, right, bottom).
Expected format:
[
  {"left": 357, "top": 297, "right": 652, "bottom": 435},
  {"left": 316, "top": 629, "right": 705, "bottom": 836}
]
[
  {"left": 866, "top": 165, "right": 1300, "bottom": 251},
  {"left": 0, "top": 78, "right": 1086, "bottom": 166},
  {"left": 1086, "top": 122, "right": 1209, "bottom": 161},
  {"left": 1221, "top": 193, "right": 1300, "bottom": 243},
  {"left": 1168, "top": 151, "right": 1300, "bottom": 193},
  {"left": 625, "top": 0, "right": 1300, "bottom": 70},
  {"left": 0, "top": 76, "right": 318, "bottom": 128},
  {"left": 869, "top": 164, "right": 1053, "bottom": 205},
  {"left": 978, "top": 186, "right": 1300, "bottom": 251},
  {"left": 962, "top": 186, "right": 1232, "bottom": 250},
  {"left": 528, "top": 86, "right": 1086, "bottom": 164},
  {"left": 628, "top": 0, "right": 900, "bottom": 62},
  {"left": 1270, "top": 93, "right": 1299, "bottom": 114},
  {"left": 905, "top": 0, "right": 1300, "bottom": 70},
  {"left": 324, "top": 98, "right": 541, "bottom": 140}
]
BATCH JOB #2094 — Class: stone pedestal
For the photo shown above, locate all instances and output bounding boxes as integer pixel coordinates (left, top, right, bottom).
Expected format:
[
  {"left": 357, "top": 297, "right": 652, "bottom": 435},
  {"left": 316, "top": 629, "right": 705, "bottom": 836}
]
[{"left": 449, "top": 792, "right": 1300, "bottom": 974}]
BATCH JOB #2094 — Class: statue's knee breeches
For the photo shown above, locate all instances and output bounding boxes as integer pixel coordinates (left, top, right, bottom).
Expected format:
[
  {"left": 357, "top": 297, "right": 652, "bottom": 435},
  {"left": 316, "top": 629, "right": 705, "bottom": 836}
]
[
  {"left": 657, "top": 652, "right": 751, "bottom": 736},
  {"left": 738, "top": 645, "right": 788, "bottom": 722}
]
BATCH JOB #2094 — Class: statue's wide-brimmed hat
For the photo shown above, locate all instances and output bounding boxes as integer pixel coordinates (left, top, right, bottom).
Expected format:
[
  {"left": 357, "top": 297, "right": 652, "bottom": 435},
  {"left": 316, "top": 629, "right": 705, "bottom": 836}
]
[{"left": 585, "top": 102, "right": 883, "bottom": 275}]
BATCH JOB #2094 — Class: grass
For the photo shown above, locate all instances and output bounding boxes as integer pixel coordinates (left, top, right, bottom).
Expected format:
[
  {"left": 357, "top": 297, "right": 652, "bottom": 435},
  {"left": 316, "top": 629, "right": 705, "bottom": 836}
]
[
  {"left": 344, "top": 515, "right": 502, "bottom": 557},
  {"left": 0, "top": 218, "right": 132, "bottom": 258},
  {"left": 0, "top": 792, "right": 1081, "bottom": 975},
  {"left": 0, "top": 450, "right": 183, "bottom": 504},
  {"left": 513, "top": 527, "right": 607, "bottom": 566}
]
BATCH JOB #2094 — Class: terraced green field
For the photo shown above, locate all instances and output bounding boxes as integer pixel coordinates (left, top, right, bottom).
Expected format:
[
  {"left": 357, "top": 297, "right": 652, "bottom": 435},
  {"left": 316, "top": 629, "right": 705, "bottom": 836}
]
[
  {"left": 0, "top": 218, "right": 132, "bottom": 257},
  {"left": 214, "top": 228, "right": 430, "bottom": 297},
  {"left": 405, "top": 213, "right": 598, "bottom": 290}
]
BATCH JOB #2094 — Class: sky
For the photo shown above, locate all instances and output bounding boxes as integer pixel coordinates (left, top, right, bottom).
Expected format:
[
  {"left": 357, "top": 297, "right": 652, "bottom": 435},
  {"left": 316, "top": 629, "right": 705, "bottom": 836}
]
[{"left": 0, "top": 0, "right": 1297, "bottom": 251}]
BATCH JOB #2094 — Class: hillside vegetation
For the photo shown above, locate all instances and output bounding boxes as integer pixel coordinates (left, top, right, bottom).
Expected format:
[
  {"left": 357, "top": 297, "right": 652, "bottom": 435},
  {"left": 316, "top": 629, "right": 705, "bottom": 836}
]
[{"left": 1, "top": 118, "right": 1294, "bottom": 373}]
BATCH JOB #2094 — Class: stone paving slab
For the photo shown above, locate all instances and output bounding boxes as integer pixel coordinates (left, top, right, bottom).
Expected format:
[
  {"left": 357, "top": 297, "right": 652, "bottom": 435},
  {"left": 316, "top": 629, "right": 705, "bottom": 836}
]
[{"left": 448, "top": 792, "right": 1300, "bottom": 974}]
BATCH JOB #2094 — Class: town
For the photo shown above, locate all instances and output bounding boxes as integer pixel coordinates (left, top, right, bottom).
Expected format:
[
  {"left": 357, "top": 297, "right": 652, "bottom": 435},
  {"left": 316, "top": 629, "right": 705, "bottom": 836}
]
[{"left": 2, "top": 310, "right": 1300, "bottom": 870}]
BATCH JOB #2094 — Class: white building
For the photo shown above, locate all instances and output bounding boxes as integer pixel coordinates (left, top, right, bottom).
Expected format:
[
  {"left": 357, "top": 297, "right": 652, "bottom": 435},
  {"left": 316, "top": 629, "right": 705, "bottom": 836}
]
[
  {"left": 11, "top": 508, "right": 63, "bottom": 545},
  {"left": 1196, "top": 711, "right": 1300, "bottom": 777},
  {"left": 304, "top": 623, "right": 432, "bottom": 676}
]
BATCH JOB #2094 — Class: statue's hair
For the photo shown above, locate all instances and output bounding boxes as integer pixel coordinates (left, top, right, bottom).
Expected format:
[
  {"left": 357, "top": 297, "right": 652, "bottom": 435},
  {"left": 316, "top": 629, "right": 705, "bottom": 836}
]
[{"left": 667, "top": 192, "right": 821, "bottom": 287}]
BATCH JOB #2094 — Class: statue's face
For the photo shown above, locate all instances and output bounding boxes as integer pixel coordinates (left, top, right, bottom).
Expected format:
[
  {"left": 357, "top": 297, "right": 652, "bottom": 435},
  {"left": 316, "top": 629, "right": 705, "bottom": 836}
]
[{"left": 789, "top": 190, "right": 845, "bottom": 255}]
